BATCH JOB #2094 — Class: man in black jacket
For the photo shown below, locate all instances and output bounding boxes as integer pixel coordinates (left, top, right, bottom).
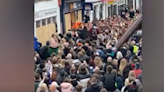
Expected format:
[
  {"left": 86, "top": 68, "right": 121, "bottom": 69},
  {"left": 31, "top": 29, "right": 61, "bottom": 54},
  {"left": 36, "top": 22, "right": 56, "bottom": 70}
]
[
  {"left": 85, "top": 76, "right": 101, "bottom": 92},
  {"left": 103, "top": 65, "right": 117, "bottom": 92}
]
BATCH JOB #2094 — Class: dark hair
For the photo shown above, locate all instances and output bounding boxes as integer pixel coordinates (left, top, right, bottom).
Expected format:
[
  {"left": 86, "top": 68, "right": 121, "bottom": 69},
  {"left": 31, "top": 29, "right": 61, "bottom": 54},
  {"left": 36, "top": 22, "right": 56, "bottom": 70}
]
[
  {"left": 106, "top": 65, "right": 113, "bottom": 73},
  {"left": 60, "top": 71, "right": 65, "bottom": 77},
  {"left": 70, "top": 74, "right": 76, "bottom": 79},
  {"left": 39, "top": 63, "right": 45, "bottom": 69},
  {"left": 76, "top": 85, "right": 82, "bottom": 91},
  {"left": 35, "top": 73, "right": 40, "bottom": 80}
]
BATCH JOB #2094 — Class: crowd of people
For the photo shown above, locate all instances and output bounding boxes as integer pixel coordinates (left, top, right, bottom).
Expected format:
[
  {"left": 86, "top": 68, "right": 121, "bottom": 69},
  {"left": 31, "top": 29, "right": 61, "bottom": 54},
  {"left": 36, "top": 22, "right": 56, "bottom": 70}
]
[{"left": 34, "top": 8, "right": 142, "bottom": 92}]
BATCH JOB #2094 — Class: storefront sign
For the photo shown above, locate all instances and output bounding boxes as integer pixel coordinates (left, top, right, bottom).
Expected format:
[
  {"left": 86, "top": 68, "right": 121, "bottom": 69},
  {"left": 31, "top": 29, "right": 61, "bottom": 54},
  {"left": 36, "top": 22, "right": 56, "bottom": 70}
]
[
  {"left": 35, "top": 8, "right": 57, "bottom": 19},
  {"left": 108, "top": 1, "right": 115, "bottom": 4},
  {"left": 84, "top": 3, "right": 93, "bottom": 10},
  {"left": 118, "top": 0, "right": 125, "bottom": 5},
  {"left": 69, "top": 2, "right": 82, "bottom": 10}
]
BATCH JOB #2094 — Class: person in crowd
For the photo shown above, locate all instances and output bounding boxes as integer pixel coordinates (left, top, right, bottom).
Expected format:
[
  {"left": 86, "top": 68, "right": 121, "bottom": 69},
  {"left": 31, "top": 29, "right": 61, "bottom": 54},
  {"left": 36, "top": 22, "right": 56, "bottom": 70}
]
[
  {"left": 103, "top": 65, "right": 117, "bottom": 92},
  {"left": 48, "top": 34, "right": 59, "bottom": 55},
  {"left": 84, "top": 12, "right": 90, "bottom": 23},
  {"left": 124, "top": 70, "right": 136, "bottom": 86},
  {"left": 34, "top": 37, "right": 42, "bottom": 52},
  {"left": 133, "top": 62, "right": 142, "bottom": 78},
  {"left": 112, "top": 69, "right": 123, "bottom": 91},
  {"left": 119, "top": 58, "right": 128, "bottom": 76},
  {"left": 85, "top": 76, "right": 101, "bottom": 92},
  {"left": 35, "top": 73, "right": 41, "bottom": 92},
  {"left": 60, "top": 78, "right": 74, "bottom": 92}
]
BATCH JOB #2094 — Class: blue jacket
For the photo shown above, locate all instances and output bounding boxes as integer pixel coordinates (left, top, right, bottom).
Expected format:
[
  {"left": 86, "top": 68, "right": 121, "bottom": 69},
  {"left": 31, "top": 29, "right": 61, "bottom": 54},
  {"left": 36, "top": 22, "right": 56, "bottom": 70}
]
[{"left": 34, "top": 37, "right": 40, "bottom": 51}]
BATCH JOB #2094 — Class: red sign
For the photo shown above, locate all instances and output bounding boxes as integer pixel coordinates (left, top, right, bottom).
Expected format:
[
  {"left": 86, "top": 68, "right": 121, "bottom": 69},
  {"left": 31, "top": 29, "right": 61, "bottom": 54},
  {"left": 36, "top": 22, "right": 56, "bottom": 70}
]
[{"left": 58, "top": 0, "right": 61, "bottom": 6}]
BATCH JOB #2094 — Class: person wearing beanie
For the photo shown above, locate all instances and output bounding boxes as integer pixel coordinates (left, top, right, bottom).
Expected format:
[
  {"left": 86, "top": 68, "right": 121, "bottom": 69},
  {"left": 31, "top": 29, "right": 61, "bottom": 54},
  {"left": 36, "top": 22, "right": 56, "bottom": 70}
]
[{"left": 133, "top": 62, "right": 142, "bottom": 78}]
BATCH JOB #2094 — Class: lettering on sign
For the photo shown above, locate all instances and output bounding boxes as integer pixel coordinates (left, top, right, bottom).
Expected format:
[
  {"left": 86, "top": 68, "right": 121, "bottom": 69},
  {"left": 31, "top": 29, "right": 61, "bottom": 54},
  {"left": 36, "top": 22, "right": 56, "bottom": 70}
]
[{"left": 35, "top": 8, "right": 57, "bottom": 19}]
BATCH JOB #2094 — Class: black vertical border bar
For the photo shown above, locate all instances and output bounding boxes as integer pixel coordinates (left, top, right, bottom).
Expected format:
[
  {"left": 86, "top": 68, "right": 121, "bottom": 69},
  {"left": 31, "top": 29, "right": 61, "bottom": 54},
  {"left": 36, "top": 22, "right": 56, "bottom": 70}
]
[
  {"left": 0, "top": 0, "right": 33, "bottom": 92},
  {"left": 60, "top": 0, "right": 66, "bottom": 33}
]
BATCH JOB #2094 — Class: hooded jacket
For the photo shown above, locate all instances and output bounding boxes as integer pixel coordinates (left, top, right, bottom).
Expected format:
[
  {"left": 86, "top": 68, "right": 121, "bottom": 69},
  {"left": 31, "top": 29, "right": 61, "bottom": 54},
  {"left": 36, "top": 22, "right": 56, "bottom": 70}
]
[
  {"left": 60, "top": 82, "right": 74, "bottom": 92},
  {"left": 34, "top": 37, "right": 41, "bottom": 51},
  {"left": 85, "top": 84, "right": 101, "bottom": 92}
]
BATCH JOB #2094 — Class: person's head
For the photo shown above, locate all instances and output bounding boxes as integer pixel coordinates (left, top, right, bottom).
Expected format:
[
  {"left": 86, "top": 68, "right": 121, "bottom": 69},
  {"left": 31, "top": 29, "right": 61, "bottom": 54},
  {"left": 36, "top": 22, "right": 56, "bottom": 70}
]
[
  {"left": 94, "top": 66, "right": 100, "bottom": 73},
  {"left": 91, "top": 73, "right": 99, "bottom": 79},
  {"left": 116, "top": 51, "right": 123, "bottom": 60},
  {"left": 90, "top": 76, "right": 97, "bottom": 85},
  {"left": 39, "top": 63, "right": 45, "bottom": 69},
  {"left": 66, "top": 53, "right": 72, "bottom": 59},
  {"left": 51, "top": 71, "right": 58, "bottom": 81},
  {"left": 94, "top": 56, "right": 103, "bottom": 67},
  {"left": 60, "top": 70, "right": 65, "bottom": 77},
  {"left": 100, "top": 88, "right": 108, "bottom": 92},
  {"left": 119, "top": 58, "right": 128, "bottom": 75},
  {"left": 107, "top": 56, "right": 112, "bottom": 63},
  {"left": 106, "top": 65, "right": 113, "bottom": 73},
  {"left": 135, "top": 62, "right": 141, "bottom": 69},
  {"left": 37, "top": 83, "right": 49, "bottom": 92},
  {"left": 49, "top": 82, "right": 57, "bottom": 92},
  {"left": 65, "top": 61, "right": 70, "bottom": 67},
  {"left": 131, "top": 40, "right": 136, "bottom": 46},
  {"left": 35, "top": 73, "right": 40, "bottom": 81},
  {"left": 128, "top": 70, "right": 135, "bottom": 78},
  {"left": 111, "top": 69, "right": 117, "bottom": 76},
  {"left": 79, "top": 66, "right": 87, "bottom": 74},
  {"left": 112, "top": 59, "right": 118, "bottom": 66},
  {"left": 76, "top": 85, "right": 82, "bottom": 92}
]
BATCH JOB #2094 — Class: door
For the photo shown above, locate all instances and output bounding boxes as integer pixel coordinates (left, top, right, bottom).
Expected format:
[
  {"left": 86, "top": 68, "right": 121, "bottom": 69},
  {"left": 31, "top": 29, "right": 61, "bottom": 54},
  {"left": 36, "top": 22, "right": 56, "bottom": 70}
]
[
  {"left": 108, "top": 6, "right": 111, "bottom": 17},
  {"left": 65, "top": 13, "right": 71, "bottom": 33}
]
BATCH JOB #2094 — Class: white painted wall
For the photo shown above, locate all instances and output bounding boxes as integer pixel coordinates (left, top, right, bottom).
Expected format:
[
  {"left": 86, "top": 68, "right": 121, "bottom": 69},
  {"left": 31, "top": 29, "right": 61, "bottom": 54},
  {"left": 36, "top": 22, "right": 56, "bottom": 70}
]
[{"left": 34, "top": 0, "right": 61, "bottom": 34}]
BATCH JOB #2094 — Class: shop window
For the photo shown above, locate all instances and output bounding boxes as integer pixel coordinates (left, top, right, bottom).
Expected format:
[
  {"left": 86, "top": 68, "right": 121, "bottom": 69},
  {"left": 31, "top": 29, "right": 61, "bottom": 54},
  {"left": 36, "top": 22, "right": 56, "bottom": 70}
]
[
  {"left": 108, "top": 7, "right": 111, "bottom": 17},
  {"left": 41, "top": 19, "right": 46, "bottom": 26},
  {"left": 74, "top": 11, "right": 78, "bottom": 21},
  {"left": 47, "top": 18, "right": 51, "bottom": 24},
  {"left": 52, "top": 17, "right": 56, "bottom": 23},
  {"left": 36, "top": 21, "right": 40, "bottom": 28}
]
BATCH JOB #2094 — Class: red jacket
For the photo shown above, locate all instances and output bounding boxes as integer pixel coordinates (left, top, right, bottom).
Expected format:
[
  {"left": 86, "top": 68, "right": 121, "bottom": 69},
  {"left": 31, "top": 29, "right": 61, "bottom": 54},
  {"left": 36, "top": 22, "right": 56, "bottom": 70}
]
[{"left": 133, "top": 69, "right": 142, "bottom": 78}]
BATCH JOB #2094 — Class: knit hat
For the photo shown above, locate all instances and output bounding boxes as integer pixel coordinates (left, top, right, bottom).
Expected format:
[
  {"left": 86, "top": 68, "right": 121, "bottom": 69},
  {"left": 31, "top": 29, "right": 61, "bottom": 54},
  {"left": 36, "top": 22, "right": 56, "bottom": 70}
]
[{"left": 135, "top": 62, "right": 141, "bottom": 69}]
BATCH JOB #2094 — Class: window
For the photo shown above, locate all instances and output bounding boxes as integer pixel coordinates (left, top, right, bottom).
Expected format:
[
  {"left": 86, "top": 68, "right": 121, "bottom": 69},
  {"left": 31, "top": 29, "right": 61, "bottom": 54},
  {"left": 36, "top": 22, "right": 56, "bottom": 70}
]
[
  {"left": 47, "top": 18, "right": 51, "bottom": 24},
  {"left": 36, "top": 21, "right": 40, "bottom": 28},
  {"left": 52, "top": 17, "right": 56, "bottom": 23},
  {"left": 74, "top": 11, "right": 78, "bottom": 21},
  {"left": 41, "top": 19, "right": 46, "bottom": 26}
]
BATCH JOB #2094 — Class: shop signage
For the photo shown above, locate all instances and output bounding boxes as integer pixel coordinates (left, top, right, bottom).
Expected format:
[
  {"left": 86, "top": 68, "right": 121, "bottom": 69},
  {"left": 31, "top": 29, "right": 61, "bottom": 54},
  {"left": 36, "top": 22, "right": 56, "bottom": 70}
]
[
  {"left": 69, "top": 2, "right": 82, "bottom": 10},
  {"left": 84, "top": 3, "right": 93, "bottom": 10},
  {"left": 35, "top": 8, "right": 57, "bottom": 19}
]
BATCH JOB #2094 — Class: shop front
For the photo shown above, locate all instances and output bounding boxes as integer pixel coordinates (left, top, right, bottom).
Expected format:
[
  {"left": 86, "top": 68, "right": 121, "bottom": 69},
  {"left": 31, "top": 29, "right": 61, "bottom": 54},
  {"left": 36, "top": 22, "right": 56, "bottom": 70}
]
[
  {"left": 118, "top": 0, "right": 126, "bottom": 15},
  {"left": 85, "top": 0, "right": 105, "bottom": 20},
  {"left": 34, "top": 0, "right": 61, "bottom": 45},
  {"left": 61, "top": 0, "right": 83, "bottom": 33}
]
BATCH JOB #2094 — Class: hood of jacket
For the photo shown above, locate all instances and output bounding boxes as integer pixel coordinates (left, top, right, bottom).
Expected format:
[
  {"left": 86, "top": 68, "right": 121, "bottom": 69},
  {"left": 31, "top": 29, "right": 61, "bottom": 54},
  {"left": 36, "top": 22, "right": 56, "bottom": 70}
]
[{"left": 60, "top": 83, "right": 72, "bottom": 89}]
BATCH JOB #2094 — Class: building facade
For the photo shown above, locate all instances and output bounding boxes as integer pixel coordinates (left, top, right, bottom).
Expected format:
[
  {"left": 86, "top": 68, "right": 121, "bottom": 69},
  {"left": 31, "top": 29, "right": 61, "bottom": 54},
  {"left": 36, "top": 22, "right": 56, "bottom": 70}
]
[
  {"left": 84, "top": 0, "right": 106, "bottom": 21},
  {"left": 60, "top": 0, "right": 83, "bottom": 33},
  {"left": 34, "top": 0, "right": 61, "bottom": 44}
]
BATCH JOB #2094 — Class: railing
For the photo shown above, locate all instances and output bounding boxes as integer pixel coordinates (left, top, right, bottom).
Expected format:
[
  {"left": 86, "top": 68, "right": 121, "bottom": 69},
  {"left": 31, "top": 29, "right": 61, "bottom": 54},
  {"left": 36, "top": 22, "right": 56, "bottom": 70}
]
[{"left": 115, "top": 15, "right": 142, "bottom": 49}]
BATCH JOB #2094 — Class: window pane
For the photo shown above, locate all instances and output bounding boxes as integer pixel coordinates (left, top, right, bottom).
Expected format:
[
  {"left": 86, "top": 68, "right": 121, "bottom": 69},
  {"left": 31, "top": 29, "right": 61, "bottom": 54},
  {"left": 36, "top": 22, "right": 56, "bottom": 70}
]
[
  {"left": 36, "top": 21, "right": 40, "bottom": 28},
  {"left": 42, "top": 19, "right": 46, "bottom": 26},
  {"left": 52, "top": 17, "right": 56, "bottom": 23},
  {"left": 47, "top": 18, "right": 51, "bottom": 24}
]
